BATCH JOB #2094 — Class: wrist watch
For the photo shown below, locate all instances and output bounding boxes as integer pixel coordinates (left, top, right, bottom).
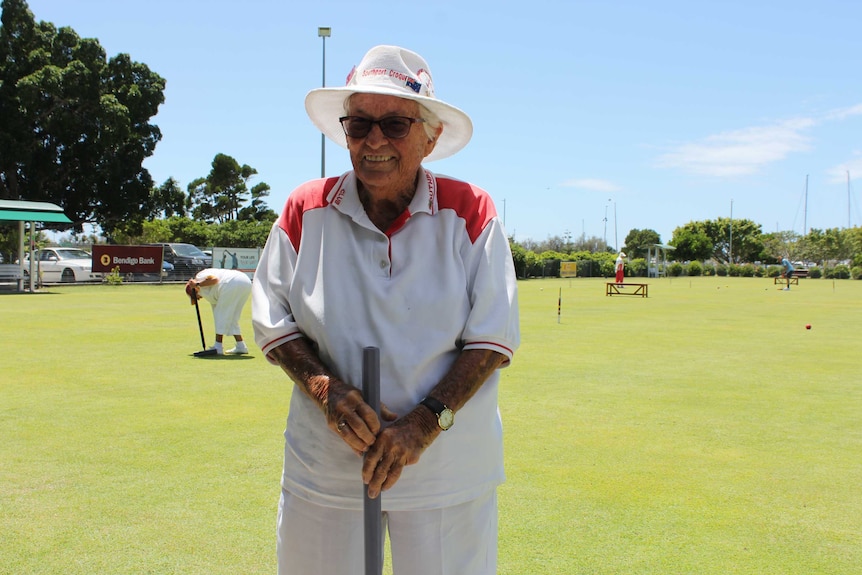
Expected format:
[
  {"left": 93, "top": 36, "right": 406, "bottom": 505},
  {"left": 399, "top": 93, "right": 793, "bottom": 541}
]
[{"left": 420, "top": 397, "right": 454, "bottom": 431}]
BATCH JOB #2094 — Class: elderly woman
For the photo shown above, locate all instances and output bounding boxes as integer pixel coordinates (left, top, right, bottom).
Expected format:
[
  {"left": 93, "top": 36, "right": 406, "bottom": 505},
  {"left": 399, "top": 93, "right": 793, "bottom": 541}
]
[
  {"left": 185, "top": 268, "right": 251, "bottom": 355},
  {"left": 252, "top": 45, "right": 520, "bottom": 575},
  {"left": 615, "top": 251, "right": 626, "bottom": 284}
]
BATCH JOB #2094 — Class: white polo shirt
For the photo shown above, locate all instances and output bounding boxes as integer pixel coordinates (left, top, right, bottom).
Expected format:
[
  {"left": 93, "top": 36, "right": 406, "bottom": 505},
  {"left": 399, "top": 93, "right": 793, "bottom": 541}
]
[{"left": 252, "top": 168, "right": 520, "bottom": 511}]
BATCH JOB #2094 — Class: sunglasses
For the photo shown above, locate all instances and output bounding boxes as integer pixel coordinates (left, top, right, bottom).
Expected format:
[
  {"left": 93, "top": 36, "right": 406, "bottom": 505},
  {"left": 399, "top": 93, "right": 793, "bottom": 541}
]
[{"left": 339, "top": 116, "right": 426, "bottom": 139}]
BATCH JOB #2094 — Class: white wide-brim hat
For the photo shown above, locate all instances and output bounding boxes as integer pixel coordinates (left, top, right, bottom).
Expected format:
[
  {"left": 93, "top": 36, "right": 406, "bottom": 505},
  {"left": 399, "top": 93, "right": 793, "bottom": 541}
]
[{"left": 305, "top": 45, "right": 473, "bottom": 162}]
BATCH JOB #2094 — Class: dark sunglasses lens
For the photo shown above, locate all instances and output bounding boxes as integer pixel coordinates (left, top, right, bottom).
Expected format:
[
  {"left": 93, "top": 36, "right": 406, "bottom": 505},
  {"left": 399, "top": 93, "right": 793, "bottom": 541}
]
[
  {"left": 379, "top": 118, "right": 411, "bottom": 138},
  {"left": 341, "top": 117, "right": 414, "bottom": 139},
  {"left": 344, "top": 118, "right": 372, "bottom": 138}
]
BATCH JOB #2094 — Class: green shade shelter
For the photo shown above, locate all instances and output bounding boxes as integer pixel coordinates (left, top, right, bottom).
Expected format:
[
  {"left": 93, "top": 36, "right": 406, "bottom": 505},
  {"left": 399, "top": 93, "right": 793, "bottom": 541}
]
[
  {"left": 0, "top": 200, "right": 73, "bottom": 292},
  {"left": 0, "top": 199, "right": 73, "bottom": 224}
]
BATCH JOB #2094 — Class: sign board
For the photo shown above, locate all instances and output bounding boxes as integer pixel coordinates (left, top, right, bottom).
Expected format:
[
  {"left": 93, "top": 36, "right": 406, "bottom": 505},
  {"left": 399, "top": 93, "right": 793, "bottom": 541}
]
[
  {"left": 560, "top": 261, "right": 578, "bottom": 278},
  {"left": 92, "top": 245, "right": 162, "bottom": 273},
  {"left": 212, "top": 247, "right": 260, "bottom": 279}
]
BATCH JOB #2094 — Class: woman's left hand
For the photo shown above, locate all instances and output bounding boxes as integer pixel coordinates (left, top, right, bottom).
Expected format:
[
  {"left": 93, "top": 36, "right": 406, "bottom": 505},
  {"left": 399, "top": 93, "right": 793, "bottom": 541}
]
[{"left": 361, "top": 407, "right": 440, "bottom": 499}]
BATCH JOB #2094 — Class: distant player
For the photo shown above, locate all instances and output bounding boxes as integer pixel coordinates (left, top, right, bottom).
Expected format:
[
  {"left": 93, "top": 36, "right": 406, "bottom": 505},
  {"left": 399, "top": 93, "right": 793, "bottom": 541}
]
[
  {"left": 779, "top": 257, "right": 795, "bottom": 290},
  {"left": 185, "top": 268, "right": 251, "bottom": 354},
  {"left": 615, "top": 252, "right": 626, "bottom": 284}
]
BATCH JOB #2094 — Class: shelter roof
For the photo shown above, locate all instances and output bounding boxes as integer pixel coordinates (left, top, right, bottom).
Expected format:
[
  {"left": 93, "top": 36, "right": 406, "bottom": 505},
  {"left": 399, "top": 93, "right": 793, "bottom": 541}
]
[{"left": 0, "top": 200, "right": 72, "bottom": 224}]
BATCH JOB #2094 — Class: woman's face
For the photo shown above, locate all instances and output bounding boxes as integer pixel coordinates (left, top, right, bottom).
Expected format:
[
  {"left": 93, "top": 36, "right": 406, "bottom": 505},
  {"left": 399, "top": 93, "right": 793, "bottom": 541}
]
[{"left": 345, "top": 93, "right": 439, "bottom": 197}]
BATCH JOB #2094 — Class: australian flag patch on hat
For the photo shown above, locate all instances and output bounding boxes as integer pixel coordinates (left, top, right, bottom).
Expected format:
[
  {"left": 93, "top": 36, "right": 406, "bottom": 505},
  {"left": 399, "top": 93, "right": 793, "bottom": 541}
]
[{"left": 405, "top": 79, "right": 422, "bottom": 93}]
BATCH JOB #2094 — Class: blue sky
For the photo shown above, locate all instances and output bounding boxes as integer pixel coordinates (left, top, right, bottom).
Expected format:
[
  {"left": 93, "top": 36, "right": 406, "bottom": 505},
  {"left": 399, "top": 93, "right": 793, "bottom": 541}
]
[{"left": 23, "top": 0, "right": 862, "bottom": 247}]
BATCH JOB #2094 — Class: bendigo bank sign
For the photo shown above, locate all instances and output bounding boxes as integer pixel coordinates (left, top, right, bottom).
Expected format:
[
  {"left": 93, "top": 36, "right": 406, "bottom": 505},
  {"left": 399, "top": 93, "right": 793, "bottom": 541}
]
[{"left": 92, "top": 245, "right": 163, "bottom": 273}]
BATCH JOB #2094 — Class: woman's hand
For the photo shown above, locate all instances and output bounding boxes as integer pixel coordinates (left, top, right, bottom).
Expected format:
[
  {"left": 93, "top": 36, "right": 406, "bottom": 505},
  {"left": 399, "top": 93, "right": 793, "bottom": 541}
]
[
  {"left": 328, "top": 380, "right": 398, "bottom": 456},
  {"left": 361, "top": 407, "right": 440, "bottom": 498}
]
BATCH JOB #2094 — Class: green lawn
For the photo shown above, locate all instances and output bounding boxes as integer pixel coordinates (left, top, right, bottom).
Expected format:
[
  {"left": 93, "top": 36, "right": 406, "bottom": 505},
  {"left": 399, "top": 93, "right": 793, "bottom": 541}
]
[{"left": 2, "top": 277, "right": 860, "bottom": 574}]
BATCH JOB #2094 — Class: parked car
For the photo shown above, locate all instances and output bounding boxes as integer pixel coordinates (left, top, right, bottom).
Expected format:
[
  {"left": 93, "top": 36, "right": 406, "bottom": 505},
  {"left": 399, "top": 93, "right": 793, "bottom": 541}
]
[
  {"left": 146, "top": 243, "right": 212, "bottom": 280},
  {"left": 22, "top": 247, "right": 102, "bottom": 283},
  {"left": 126, "top": 259, "right": 174, "bottom": 282}
]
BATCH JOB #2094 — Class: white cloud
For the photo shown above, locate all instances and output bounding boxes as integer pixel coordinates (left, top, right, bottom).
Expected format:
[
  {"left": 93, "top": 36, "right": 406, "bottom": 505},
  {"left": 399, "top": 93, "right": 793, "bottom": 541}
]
[
  {"left": 823, "top": 103, "right": 862, "bottom": 121},
  {"left": 655, "top": 118, "right": 815, "bottom": 177},
  {"left": 561, "top": 178, "right": 622, "bottom": 192},
  {"left": 655, "top": 104, "right": 862, "bottom": 178},
  {"left": 826, "top": 152, "right": 862, "bottom": 184}
]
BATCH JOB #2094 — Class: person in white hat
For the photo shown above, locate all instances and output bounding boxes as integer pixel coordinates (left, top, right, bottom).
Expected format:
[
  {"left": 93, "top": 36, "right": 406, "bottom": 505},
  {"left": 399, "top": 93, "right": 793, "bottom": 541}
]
[
  {"left": 252, "top": 45, "right": 520, "bottom": 575},
  {"left": 615, "top": 251, "right": 626, "bottom": 284}
]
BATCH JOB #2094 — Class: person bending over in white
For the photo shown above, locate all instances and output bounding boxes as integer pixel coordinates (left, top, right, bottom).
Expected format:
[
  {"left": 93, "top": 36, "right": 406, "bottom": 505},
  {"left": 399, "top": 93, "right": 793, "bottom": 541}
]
[{"left": 186, "top": 268, "right": 252, "bottom": 355}]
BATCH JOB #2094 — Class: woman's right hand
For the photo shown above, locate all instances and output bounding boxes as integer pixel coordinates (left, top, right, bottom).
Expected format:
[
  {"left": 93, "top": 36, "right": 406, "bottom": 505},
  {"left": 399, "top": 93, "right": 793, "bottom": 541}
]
[{"left": 326, "top": 381, "right": 397, "bottom": 456}]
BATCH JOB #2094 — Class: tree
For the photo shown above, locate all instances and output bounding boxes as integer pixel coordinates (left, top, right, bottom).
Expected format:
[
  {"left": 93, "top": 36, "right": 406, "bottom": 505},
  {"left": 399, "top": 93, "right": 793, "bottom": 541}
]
[
  {"left": 0, "top": 0, "right": 166, "bottom": 234},
  {"left": 509, "top": 240, "right": 527, "bottom": 278},
  {"left": 111, "top": 215, "right": 275, "bottom": 249},
  {"left": 761, "top": 230, "right": 801, "bottom": 262},
  {"left": 706, "top": 217, "right": 764, "bottom": 263},
  {"left": 518, "top": 234, "right": 608, "bottom": 255},
  {"left": 669, "top": 222, "right": 714, "bottom": 261},
  {"left": 844, "top": 227, "right": 862, "bottom": 267},
  {"left": 150, "top": 177, "right": 188, "bottom": 219},
  {"left": 670, "top": 217, "right": 764, "bottom": 263},
  {"left": 238, "top": 181, "right": 277, "bottom": 222},
  {"left": 802, "top": 228, "right": 846, "bottom": 265},
  {"left": 537, "top": 250, "right": 566, "bottom": 277},
  {"left": 538, "top": 235, "right": 568, "bottom": 253},
  {"left": 188, "top": 153, "right": 269, "bottom": 223},
  {"left": 622, "top": 228, "right": 661, "bottom": 258},
  {"left": 210, "top": 218, "right": 275, "bottom": 248}
]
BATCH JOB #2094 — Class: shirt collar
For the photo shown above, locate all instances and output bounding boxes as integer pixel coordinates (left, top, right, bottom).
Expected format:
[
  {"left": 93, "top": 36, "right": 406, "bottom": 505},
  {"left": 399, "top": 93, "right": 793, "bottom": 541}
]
[{"left": 326, "top": 168, "right": 438, "bottom": 223}]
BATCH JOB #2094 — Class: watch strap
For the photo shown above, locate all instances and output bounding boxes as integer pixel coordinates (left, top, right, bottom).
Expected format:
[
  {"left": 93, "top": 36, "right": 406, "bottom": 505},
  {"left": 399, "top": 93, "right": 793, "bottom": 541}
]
[{"left": 420, "top": 396, "right": 447, "bottom": 416}]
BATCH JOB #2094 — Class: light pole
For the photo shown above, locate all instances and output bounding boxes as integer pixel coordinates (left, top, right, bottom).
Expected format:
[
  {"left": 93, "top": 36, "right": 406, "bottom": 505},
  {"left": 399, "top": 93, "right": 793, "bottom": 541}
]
[
  {"left": 318, "top": 27, "right": 331, "bottom": 178},
  {"left": 604, "top": 198, "right": 618, "bottom": 249},
  {"left": 729, "top": 198, "right": 733, "bottom": 264},
  {"left": 603, "top": 202, "right": 609, "bottom": 250}
]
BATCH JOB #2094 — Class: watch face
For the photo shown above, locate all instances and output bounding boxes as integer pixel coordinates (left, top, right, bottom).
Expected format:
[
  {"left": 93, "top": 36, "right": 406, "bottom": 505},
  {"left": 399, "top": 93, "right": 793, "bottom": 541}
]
[{"left": 439, "top": 408, "right": 455, "bottom": 430}]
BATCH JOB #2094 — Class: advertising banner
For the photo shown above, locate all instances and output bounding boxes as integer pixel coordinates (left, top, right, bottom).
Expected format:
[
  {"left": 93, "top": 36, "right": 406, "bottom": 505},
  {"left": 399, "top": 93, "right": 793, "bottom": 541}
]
[
  {"left": 560, "top": 262, "right": 578, "bottom": 278},
  {"left": 92, "top": 245, "right": 163, "bottom": 273},
  {"left": 212, "top": 247, "right": 260, "bottom": 279}
]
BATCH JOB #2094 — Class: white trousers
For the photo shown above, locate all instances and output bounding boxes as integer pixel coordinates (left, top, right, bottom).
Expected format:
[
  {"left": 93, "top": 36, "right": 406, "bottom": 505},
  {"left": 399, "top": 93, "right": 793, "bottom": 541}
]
[
  {"left": 209, "top": 274, "right": 251, "bottom": 335},
  {"left": 276, "top": 488, "right": 498, "bottom": 575}
]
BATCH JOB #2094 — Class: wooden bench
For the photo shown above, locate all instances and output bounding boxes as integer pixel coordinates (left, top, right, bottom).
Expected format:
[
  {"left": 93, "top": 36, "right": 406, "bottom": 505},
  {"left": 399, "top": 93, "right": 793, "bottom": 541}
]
[
  {"left": 792, "top": 269, "right": 809, "bottom": 278},
  {"left": 774, "top": 276, "right": 799, "bottom": 285},
  {"left": 606, "top": 282, "right": 648, "bottom": 297}
]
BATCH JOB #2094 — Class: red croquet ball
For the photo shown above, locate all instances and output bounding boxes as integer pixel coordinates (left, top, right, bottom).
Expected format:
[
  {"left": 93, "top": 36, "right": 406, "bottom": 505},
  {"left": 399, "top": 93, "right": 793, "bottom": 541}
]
[{"left": 806, "top": 324, "right": 812, "bottom": 330}]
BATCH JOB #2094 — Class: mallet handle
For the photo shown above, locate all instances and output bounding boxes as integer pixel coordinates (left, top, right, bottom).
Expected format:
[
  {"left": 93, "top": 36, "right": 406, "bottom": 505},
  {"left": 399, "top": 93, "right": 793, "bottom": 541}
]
[
  {"left": 194, "top": 297, "right": 207, "bottom": 349},
  {"left": 362, "top": 346, "right": 383, "bottom": 575}
]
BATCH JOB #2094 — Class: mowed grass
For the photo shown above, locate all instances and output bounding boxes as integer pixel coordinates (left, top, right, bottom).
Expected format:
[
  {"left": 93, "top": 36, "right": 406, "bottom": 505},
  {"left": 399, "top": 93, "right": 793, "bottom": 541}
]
[
  {"left": 1, "top": 277, "right": 860, "bottom": 574},
  {"left": 499, "top": 277, "right": 861, "bottom": 574}
]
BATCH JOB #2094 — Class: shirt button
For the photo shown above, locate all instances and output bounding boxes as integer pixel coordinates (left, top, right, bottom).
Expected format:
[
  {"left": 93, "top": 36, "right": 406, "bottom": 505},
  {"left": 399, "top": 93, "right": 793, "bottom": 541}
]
[{"left": 379, "top": 260, "right": 388, "bottom": 269}]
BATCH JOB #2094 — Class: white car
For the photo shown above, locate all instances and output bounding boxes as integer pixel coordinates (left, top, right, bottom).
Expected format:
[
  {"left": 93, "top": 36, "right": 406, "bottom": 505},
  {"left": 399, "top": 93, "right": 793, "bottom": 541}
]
[{"left": 23, "top": 247, "right": 103, "bottom": 283}]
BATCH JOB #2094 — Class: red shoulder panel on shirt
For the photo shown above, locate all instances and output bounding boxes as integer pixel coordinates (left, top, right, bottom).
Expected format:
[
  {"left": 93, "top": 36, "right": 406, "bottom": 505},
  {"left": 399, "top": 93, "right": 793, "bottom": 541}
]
[
  {"left": 277, "top": 177, "right": 340, "bottom": 252},
  {"left": 435, "top": 176, "right": 498, "bottom": 243}
]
